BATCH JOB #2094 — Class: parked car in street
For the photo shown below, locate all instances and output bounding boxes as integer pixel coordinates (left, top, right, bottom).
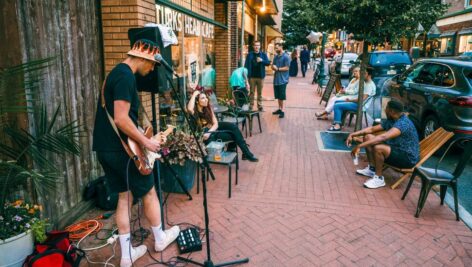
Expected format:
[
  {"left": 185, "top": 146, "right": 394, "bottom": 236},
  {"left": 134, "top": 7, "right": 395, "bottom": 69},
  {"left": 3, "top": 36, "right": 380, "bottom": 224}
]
[
  {"left": 349, "top": 50, "right": 413, "bottom": 89},
  {"left": 340, "top": 53, "right": 358, "bottom": 76},
  {"left": 383, "top": 58, "right": 472, "bottom": 146}
]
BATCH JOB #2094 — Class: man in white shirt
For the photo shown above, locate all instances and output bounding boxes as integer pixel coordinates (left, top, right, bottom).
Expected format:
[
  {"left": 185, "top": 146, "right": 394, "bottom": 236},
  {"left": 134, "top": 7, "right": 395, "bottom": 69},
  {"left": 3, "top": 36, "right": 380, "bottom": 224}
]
[{"left": 328, "top": 67, "right": 376, "bottom": 131}]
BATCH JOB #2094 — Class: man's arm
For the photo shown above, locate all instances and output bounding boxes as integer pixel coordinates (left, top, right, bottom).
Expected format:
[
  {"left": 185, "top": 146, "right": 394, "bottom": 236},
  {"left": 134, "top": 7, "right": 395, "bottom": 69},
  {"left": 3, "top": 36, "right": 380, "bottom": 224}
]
[
  {"left": 114, "top": 100, "right": 160, "bottom": 152},
  {"left": 276, "top": 55, "right": 290, "bottom": 72},
  {"left": 358, "top": 128, "right": 401, "bottom": 149},
  {"left": 262, "top": 53, "right": 271, "bottom": 66},
  {"left": 346, "top": 124, "right": 384, "bottom": 146}
]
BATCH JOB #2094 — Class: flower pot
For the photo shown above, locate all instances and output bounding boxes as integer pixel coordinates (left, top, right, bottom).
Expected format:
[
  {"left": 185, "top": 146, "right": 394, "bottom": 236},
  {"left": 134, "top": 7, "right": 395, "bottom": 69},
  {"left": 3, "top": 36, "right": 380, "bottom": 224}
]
[
  {"left": 160, "top": 160, "right": 197, "bottom": 193},
  {"left": 0, "top": 230, "right": 34, "bottom": 267}
]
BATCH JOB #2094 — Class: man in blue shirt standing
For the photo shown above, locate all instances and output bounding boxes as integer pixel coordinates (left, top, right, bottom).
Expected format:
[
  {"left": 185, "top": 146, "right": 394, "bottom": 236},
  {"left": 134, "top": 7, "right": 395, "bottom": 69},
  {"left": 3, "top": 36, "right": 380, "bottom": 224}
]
[
  {"left": 244, "top": 40, "right": 271, "bottom": 111},
  {"left": 271, "top": 43, "right": 291, "bottom": 118},
  {"left": 300, "top": 45, "right": 310, "bottom": 78},
  {"left": 346, "top": 100, "right": 420, "bottom": 189}
]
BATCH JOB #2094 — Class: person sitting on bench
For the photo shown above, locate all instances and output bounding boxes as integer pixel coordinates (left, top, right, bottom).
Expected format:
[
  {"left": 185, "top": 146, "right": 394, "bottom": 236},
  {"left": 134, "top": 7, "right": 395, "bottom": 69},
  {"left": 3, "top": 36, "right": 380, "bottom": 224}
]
[
  {"left": 328, "top": 67, "right": 376, "bottom": 131},
  {"left": 187, "top": 90, "right": 259, "bottom": 162},
  {"left": 315, "top": 67, "right": 360, "bottom": 120},
  {"left": 345, "top": 100, "right": 420, "bottom": 189}
]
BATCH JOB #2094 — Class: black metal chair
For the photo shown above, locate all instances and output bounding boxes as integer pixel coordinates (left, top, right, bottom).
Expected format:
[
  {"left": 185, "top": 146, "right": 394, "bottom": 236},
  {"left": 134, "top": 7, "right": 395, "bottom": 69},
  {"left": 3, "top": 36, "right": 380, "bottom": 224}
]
[
  {"left": 232, "top": 90, "right": 262, "bottom": 137},
  {"left": 401, "top": 138, "right": 472, "bottom": 221}
]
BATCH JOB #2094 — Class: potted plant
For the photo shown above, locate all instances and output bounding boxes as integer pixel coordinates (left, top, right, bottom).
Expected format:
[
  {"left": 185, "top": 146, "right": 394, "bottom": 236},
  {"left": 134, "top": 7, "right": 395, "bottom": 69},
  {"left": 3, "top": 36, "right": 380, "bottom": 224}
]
[
  {"left": 0, "top": 59, "right": 81, "bottom": 266},
  {"left": 159, "top": 130, "right": 206, "bottom": 193}
]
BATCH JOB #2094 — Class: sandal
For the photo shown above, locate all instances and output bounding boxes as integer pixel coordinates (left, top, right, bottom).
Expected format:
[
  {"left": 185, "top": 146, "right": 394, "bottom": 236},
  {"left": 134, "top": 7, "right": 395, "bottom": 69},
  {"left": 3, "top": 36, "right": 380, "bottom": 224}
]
[
  {"left": 327, "top": 126, "right": 342, "bottom": 132},
  {"left": 315, "top": 111, "right": 326, "bottom": 118}
]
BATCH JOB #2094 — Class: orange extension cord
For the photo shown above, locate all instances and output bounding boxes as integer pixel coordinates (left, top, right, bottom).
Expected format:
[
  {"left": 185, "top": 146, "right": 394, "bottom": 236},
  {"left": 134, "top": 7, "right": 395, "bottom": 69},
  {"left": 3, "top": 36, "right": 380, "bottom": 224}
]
[{"left": 65, "top": 216, "right": 104, "bottom": 241}]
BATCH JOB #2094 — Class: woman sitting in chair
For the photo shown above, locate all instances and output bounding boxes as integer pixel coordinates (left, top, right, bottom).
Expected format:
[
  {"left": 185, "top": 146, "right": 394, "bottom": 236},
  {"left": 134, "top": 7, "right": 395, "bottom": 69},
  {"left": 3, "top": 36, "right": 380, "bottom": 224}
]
[
  {"left": 315, "top": 67, "right": 360, "bottom": 120},
  {"left": 187, "top": 90, "right": 259, "bottom": 162}
]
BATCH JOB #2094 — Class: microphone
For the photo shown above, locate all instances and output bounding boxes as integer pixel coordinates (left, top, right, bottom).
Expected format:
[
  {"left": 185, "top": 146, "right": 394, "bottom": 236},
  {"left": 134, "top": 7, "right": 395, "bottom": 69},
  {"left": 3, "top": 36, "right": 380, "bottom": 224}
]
[{"left": 154, "top": 54, "right": 175, "bottom": 75}]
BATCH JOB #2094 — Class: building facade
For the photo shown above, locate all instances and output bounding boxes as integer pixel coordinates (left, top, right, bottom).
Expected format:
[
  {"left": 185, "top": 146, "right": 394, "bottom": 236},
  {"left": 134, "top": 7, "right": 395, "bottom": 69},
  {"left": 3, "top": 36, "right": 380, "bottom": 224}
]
[{"left": 436, "top": 0, "right": 472, "bottom": 55}]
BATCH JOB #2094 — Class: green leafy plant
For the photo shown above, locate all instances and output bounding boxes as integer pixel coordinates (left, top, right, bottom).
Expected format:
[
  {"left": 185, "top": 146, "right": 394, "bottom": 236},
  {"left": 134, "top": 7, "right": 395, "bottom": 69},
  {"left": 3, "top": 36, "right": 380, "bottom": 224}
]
[
  {"left": 0, "top": 58, "right": 82, "bottom": 239},
  {"left": 160, "top": 130, "right": 206, "bottom": 166}
]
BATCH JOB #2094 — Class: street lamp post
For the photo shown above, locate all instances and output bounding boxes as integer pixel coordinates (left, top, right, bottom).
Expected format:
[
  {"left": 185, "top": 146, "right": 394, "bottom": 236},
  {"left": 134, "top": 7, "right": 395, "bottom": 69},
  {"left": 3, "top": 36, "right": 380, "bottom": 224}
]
[{"left": 318, "top": 32, "right": 327, "bottom": 85}]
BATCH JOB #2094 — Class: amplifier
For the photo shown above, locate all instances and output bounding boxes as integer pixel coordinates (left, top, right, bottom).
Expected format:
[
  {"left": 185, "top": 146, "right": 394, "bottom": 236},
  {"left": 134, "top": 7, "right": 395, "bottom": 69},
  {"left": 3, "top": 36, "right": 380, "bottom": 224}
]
[{"left": 176, "top": 227, "right": 202, "bottom": 254}]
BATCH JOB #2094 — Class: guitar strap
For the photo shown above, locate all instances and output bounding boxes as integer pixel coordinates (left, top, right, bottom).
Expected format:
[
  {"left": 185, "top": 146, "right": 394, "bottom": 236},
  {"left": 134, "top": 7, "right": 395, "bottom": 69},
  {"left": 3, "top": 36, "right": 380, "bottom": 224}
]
[{"left": 100, "top": 78, "right": 138, "bottom": 160}]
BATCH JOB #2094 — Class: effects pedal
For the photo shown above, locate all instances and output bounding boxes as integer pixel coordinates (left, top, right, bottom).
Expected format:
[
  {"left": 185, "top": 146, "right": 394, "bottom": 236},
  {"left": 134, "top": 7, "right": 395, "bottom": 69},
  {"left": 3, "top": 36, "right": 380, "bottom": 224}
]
[{"left": 176, "top": 227, "right": 202, "bottom": 254}]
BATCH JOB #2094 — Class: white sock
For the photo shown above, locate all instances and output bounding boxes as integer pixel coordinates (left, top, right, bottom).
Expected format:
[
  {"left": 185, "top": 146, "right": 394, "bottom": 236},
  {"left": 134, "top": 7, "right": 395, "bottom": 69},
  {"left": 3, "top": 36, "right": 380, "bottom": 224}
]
[
  {"left": 119, "top": 233, "right": 134, "bottom": 259},
  {"left": 152, "top": 224, "right": 166, "bottom": 243}
]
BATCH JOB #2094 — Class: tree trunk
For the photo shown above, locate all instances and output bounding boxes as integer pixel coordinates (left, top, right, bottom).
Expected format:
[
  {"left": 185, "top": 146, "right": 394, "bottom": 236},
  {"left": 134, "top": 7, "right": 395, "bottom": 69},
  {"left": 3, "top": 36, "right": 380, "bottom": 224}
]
[{"left": 355, "top": 41, "right": 369, "bottom": 131}]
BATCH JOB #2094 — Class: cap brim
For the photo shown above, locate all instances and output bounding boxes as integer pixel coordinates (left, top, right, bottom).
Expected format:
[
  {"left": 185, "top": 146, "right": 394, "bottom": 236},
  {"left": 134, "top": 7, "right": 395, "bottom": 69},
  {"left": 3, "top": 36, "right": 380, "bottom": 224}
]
[{"left": 127, "top": 50, "right": 157, "bottom": 62}]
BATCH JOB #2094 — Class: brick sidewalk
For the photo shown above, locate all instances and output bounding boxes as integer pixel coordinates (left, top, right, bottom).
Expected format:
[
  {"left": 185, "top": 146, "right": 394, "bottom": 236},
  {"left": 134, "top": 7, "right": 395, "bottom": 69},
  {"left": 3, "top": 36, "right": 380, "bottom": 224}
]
[{"left": 83, "top": 72, "right": 472, "bottom": 266}]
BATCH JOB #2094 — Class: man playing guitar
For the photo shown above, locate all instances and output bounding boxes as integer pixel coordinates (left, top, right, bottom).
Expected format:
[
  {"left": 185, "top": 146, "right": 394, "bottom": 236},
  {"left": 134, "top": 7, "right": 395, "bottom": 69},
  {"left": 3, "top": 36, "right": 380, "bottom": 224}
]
[{"left": 92, "top": 39, "right": 179, "bottom": 267}]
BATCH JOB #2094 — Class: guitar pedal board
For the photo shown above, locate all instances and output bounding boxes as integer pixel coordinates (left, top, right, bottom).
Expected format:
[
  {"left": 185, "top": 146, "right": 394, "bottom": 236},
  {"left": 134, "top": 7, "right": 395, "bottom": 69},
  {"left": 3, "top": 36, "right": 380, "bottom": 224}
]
[{"left": 176, "top": 227, "right": 202, "bottom": 254}]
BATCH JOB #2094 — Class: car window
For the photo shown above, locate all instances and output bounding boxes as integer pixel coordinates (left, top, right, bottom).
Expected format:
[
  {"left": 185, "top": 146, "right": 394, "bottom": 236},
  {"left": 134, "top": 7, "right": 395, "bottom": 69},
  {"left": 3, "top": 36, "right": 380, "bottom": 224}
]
[
  {"left": 412, "top": 63, "right": 443, "bottom": 85},
  {"left": 369, "top": 52, "right": 412, "bottom": 66},
  {"left": 343, "top": 54, "right": 358, "bottom": 61},
  {"left": 464, "top": 68, "right": 472, "bottom": 87},
  {"left": 403, "top": 63, "right": 425, "bottom": 82},
  {"left": 436, "top": 65, "right": 455, "bottom": 87}
]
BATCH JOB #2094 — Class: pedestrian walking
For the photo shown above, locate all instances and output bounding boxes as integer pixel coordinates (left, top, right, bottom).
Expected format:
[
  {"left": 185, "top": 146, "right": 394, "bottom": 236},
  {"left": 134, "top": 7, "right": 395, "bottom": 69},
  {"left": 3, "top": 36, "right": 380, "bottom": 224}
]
[
  {"left": 300, "top": 45, "right": 310, "bottom": 77},
  {"left": 244, "top": 40, "right": 270, "bottom": 111},
  {"left": 271, "top": 43, "right": 290, "bottom": 118},
  {"left": 289, "top": 50, "right": 298, "bottom": 77}
]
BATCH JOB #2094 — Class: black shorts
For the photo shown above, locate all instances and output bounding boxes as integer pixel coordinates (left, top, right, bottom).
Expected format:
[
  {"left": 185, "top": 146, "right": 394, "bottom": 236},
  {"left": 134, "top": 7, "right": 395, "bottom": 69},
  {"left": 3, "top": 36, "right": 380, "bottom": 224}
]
[
  {"left": 385, "top": 147, "right": 416, "bottom": 169},
  {"left": 97, "top": 151, "right": 154, "bottom": 198},
  {"left": 274, "top": 84, "right": 287, "bottom": 100}
]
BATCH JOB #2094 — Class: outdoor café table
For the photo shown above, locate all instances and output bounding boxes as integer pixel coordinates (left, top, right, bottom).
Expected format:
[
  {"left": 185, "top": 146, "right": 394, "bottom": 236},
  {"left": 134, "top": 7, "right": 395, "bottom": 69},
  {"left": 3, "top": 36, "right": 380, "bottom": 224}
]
[
  {"left": 212, "top": 104, "right": 228, "bottom": 120},
  {"left": 196, "top": 151, "right": 238, "bottom": 198}
]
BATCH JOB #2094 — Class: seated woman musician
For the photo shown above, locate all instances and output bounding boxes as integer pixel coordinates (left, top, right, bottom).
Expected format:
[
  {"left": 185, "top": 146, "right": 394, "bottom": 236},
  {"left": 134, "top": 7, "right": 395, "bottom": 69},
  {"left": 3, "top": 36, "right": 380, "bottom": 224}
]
[{"left": 187, "top": 90, "right": 259, "bottom": 162}]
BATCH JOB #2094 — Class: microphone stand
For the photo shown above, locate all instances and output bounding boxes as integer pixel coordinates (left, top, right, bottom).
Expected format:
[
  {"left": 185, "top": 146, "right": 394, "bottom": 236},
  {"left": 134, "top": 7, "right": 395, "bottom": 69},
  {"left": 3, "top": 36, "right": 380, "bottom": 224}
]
[{"left": 163, "top": 70, "right": 249, "bottom": 267}]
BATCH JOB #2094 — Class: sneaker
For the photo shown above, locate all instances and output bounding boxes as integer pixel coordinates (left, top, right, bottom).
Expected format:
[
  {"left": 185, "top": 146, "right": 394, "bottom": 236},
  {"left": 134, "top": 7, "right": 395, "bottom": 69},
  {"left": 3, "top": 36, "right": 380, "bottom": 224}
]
[
  {"left": 279, "top": 112, "right": 285, "bottom": 118},
  {"left": 155, "top": 225, "right": 180, "bottom": 252},
  {"left": 364, "top": 175, "right": 386, "bottom": 189},
  {"left": 272, "top": 109, "right": 281, "bottom": 115},
  {"left": 356, "top": 166, "right": 375, "bottom": 178},
  {"left": 258, "top": 107, "right": 264, "bottom": 111},
  {"left": 242, "top": 154, "right": 259, "bottom": 162},
  {"left": 120, "top": 245, "right": 147, "bottom": 267}
]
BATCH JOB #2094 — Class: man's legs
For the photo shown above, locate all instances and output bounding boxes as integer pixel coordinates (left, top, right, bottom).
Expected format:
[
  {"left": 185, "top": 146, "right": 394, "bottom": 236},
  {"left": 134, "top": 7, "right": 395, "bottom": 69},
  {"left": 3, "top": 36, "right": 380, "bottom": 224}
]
[
  {"left": 278, "top": 99, "right": 284, "bottom": 110},
  {"left": 248, "top": 78, "right": 256, "bottom": 110},
  {"left": 142, "top": 187, "right": 180, "bottom": 252},
  {"left": 364, "top": 144, "right": 391, "bottom": 189},
  {"left": 355, "top": 134, "right": 376, "bottom": 178},
  {"left": 117, "top": 191, "right": 147, "bottom": 267},
  {"left": 256, "top": 78, "right": 263, "bottom": 110},
  {"left": 301, "top": 62, "right": 307, "bottom": 77}
]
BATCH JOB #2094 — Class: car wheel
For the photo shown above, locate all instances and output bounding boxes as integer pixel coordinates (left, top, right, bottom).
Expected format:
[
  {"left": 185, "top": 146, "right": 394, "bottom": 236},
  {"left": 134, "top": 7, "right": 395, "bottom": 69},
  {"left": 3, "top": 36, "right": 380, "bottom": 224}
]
[{"left": 422, "top": 115, "right": 439, "bottom": 139}]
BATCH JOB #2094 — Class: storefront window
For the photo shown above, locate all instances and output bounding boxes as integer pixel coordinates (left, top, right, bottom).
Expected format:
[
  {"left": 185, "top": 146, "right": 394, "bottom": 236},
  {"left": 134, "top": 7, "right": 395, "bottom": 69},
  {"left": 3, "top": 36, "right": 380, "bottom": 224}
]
[
  {"left": 440, "top": 37, "right": 455, "bottom": 55},
  {"left": 459, "top": 35, "right": 472, "bottom": 53}
]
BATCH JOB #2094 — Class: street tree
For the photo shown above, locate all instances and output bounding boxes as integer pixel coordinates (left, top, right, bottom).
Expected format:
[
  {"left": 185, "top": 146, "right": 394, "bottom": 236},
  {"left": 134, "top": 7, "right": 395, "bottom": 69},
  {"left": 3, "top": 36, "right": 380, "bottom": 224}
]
[
  {"left": 313, "top": 0, "right": 448, "bottom": 130},
  {"left": 282, "top": 1, "right": 320, "bottom": 49}
]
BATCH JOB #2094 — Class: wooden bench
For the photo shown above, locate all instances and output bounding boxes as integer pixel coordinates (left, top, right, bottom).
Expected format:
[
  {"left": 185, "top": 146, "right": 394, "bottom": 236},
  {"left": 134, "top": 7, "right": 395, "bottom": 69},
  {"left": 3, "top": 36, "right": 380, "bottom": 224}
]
[{"left": 385, "top": 127, "right": 454, "bottom": 189}]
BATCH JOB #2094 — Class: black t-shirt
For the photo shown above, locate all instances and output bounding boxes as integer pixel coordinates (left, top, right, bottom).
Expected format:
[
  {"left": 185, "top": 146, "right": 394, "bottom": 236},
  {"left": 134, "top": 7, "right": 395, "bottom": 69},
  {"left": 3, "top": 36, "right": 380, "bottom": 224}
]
[
  {"left": 92, "top": 63, "right": 139, "bottom": 152},
  {"left": 251, "top": 52, "right": 263, "bottom": 78}
]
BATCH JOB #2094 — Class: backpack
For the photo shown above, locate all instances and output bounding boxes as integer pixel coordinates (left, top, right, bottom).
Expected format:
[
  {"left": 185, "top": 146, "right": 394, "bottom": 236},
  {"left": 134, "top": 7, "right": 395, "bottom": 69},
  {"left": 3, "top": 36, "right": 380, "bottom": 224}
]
[{"left": 24, "top": 231, "right": 84, "bottom": 267}]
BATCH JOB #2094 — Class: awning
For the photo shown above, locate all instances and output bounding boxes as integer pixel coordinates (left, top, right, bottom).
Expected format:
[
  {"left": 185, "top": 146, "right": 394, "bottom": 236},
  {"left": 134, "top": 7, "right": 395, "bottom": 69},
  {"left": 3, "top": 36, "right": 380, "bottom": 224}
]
[
  {"left": 258, "top": 14, "right": 276, "bottom": 26},
  {"left": 440, "top": 31, "right": 457, "bottom": 38},
  {"left": 427, "top": 24, "right": 441, "bottom": 39},
  {"left": 265, "top": 25, "right": 283, "bottom": 38},
  {"left": 458, "top": 27, "right": 472, "bottom": 35}
]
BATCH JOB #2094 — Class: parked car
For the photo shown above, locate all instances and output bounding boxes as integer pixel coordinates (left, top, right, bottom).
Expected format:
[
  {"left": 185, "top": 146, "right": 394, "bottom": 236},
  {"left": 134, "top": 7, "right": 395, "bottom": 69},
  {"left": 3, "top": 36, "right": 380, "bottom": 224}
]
[
  {"left": 349, "top": 50, "right": 413, "bottom": 89},
  {"left": 383, "top": 58, "right": 472, "bottom": 146},
  {"left": 340, "top": 53, "right": 358, "bottom": 76}
]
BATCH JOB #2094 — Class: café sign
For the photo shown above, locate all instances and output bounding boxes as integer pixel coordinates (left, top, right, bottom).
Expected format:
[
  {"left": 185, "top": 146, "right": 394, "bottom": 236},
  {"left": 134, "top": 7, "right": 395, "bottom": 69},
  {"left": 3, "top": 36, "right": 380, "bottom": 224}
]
[{"left": 156, "top": 4, "right": 215, "bottom": 39}]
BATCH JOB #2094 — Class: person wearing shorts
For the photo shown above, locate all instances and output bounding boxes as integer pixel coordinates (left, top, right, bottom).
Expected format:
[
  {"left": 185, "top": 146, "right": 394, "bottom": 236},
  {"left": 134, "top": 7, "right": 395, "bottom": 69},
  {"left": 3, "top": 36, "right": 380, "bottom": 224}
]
[
  {"left": 271, "top": 43, "right": 290, "bottom": 118},
  {"left": 92, "top": 39, "right": 180, "bottom": 267},
  {"left": 346, "top": 100, "right": 419, "bottom": 189}
]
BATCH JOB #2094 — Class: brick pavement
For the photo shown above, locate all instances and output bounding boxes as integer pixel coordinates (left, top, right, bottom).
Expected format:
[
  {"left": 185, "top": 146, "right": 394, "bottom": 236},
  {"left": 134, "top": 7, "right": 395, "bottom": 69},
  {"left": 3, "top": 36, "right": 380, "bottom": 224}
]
[{"left": 83, "top": 72, "right": 472, "bottom": 266}]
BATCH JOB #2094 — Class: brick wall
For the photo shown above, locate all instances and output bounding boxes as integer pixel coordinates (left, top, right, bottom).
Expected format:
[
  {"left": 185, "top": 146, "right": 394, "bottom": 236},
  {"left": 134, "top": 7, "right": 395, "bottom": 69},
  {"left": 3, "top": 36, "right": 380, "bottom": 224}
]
[
  {"left": 214, "top": 1, "right": 231, "bottom": 97},
  {"left": 101, "top": 0, "right": 156, "bottom": 124},
  {"left": 229, "top": 1, "right": 239, "bottom": 71}
]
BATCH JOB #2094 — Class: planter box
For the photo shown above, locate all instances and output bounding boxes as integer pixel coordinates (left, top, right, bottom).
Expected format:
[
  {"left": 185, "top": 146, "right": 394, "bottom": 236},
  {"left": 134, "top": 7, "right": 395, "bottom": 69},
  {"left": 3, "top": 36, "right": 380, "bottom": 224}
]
[
  {"left": 160, "top": 160, "right": 197, "bottom": 193},
  {"left": 0, "top": 230, "right": 34, "bottom": 267}
]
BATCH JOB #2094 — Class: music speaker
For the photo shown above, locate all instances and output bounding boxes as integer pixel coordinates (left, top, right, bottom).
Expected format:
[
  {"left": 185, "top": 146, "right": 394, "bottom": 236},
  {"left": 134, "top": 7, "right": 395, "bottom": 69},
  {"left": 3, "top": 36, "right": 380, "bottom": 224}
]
[{"left": 128, "top": 27, "right": 173, "bottom": 93}]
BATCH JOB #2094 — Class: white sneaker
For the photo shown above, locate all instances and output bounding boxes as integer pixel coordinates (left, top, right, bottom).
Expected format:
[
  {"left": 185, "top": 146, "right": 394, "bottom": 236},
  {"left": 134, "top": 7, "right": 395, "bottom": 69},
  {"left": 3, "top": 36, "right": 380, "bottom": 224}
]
[
  {"left": 120, "top": 245, "right": 147, "bottom": 267},
  {"left": 155, "top": 225, "right": 180, "bottom": 252},
  {"left": 364, "top": 175, "right": 386, "bottom": 189},
  {"left": 356, "top": 166, "right": 375, "bottom": 177}
]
